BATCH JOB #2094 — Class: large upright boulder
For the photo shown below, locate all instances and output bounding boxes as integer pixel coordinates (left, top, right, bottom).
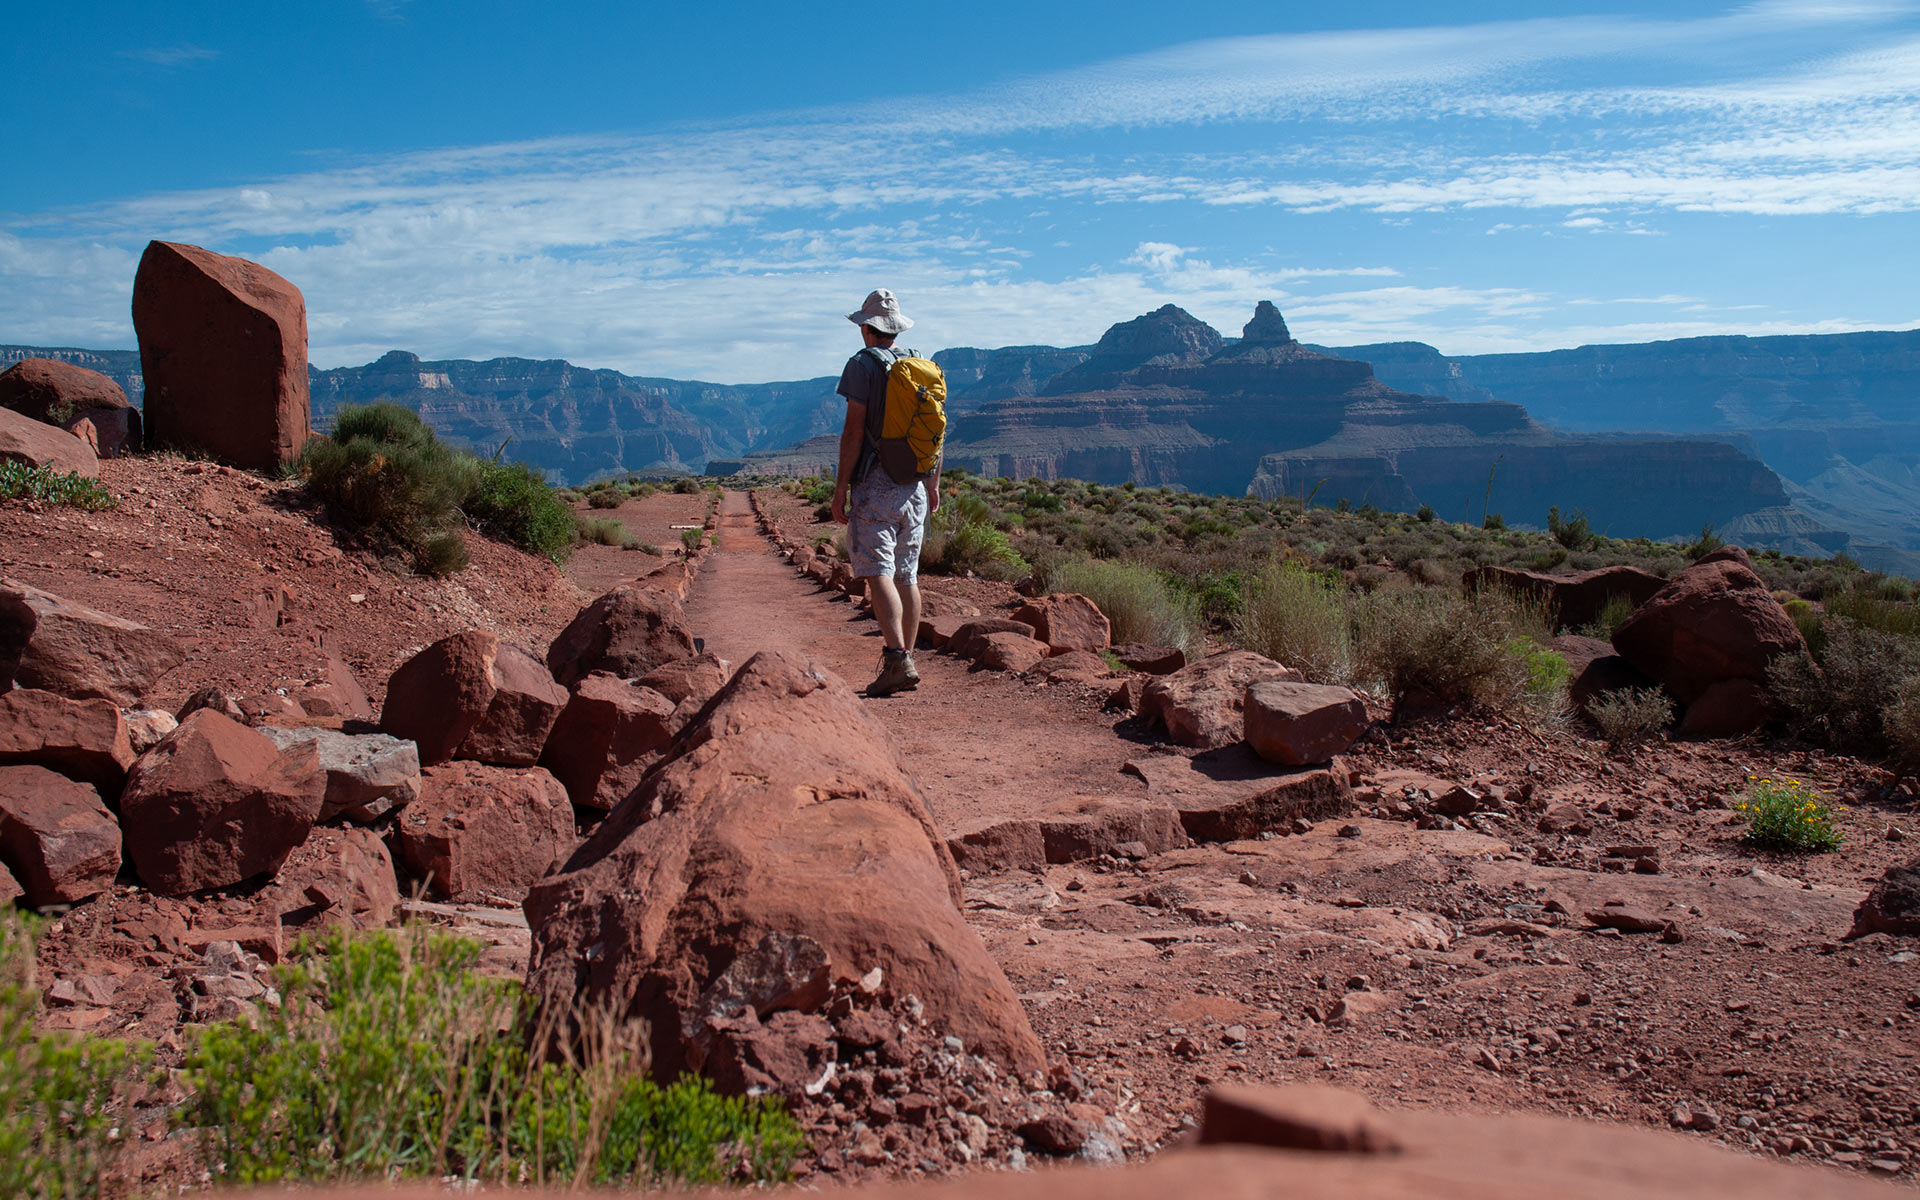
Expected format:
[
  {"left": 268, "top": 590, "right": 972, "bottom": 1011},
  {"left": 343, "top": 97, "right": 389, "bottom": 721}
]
[
  {"left": 1143, "top": 651, "right": 1299, "bottom": 749},
  {"left": 0, "top": 358, "right": 140, "bottom": 456},
  {"left": 119, "top": 710, "right": 327, "bottom": 895},
  {"left": 381, "top": 631, "right": 566, "bottom": 766},
  {"left": 545, "top": 585, "right": 696, "bottom": 687},
  {"left": 2, "top": 580, "right": 186, "bottom": 705},
  {"left": 0, "top": 407, "right": 98, "bottom": 477},
  {"left": 524, "top": 651, "right": 1046, "bottom": 1084},
  {"left": 131, "top": 240, "right": 310, "bottom": 471},
  {"left": 1611, "top": 560, "right": 1805, "bottom": 711}
]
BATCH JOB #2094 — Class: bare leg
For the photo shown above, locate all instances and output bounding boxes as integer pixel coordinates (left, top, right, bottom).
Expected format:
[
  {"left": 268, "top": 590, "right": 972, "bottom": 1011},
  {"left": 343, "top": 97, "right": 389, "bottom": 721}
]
[
  {"left": 868, "top": 575, "right": 906, "bottom": 649},
  {"left": 899, "top": 580, "right": 922, "bottom": 651}
]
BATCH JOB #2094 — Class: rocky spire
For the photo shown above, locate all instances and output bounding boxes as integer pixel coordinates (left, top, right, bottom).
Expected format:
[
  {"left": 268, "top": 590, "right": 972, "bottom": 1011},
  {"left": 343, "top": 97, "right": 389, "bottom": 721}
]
[{"left": 1242, "top": 300, "right": 1293, "bottom": 346}]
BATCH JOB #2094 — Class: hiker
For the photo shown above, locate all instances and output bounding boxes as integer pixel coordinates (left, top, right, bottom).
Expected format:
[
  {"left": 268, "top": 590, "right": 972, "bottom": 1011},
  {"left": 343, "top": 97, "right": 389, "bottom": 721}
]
[{"left": 831, "top": 288, "right": 946, "bottom": 697}]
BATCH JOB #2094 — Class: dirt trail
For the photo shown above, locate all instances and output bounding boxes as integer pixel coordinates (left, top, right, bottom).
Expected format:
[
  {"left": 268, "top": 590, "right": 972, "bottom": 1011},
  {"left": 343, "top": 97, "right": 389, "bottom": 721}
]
[{"left": 680, "top": 490, "right": 1147, "bottom": 834}]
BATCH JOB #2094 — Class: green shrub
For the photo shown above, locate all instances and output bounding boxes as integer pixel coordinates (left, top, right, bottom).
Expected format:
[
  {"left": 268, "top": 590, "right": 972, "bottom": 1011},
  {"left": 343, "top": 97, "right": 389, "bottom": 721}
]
[
  {"left": 467, "top": 461, "right": 576, "bottom": 565},
  {"left": 1888, "top": 676, "right": 1920, "bottom": 776},
  {"left": 303, "top": 404, "right": 575, "bottom": 573},
  {"left": 579, "top": 517, "right": 628, "bottom": 546},
  {"left": 1822, "top": 582, "right": 1920, "bottom": 638},
  {"left": 303, "top": 404, "right": 479, "bottom": 576},
  {"left": 1687, "top": 521, "right": 1724, "bottom": 561},
  {"left": 1781, "top": 597, "right": 1824, "bottom": 656},
  {"left": 1585, "top": 686, "right": 1673, "bottom": 750},
  {"left": 1045, "top": 557, "right": 1201, "bottom": 656},
  {"left": 1353, "top": 585, "right": 1526, "bottom": 712},
  {"left": 587, "top": 489, "right": 624, "bottom": 510},
  {"left": 1415, "top": 504, "right": 1435, "bottom": 523},
  {"left": 186, "top": 926, "right": 802, "bottom": 1188},
  {"left": 1508, "top": 636, "right": 1571, "bottom": 719},
  {"left": 635, "top": 542, "right": 664, "bottom": 556},
  {"left": 1736, "top": 776, "right": 1844, "bottom": 852},
  {"left": 671, "top": 477, "right": 702, "bottom": 494},
  {"left": 1579, "top": 592, "right": 1639, "bottom": 641},
  {"left": 0, "top": 913, "right": 152, "bottom": 1200},
  {"left": 1768, "top": 619, "right": 1920, "bottom": 755},
  {"left": 1234, "top": 559, "right": 1352, "bottom": 683},
  {"left": 680, "top": 528, "right": 705, "bottom": 552},
  {"left": 1546, "top": 505, "right": 1593, "bottom": 550},
  {"left": 0, "top": 461, "right": 117, "bottom": 511}
]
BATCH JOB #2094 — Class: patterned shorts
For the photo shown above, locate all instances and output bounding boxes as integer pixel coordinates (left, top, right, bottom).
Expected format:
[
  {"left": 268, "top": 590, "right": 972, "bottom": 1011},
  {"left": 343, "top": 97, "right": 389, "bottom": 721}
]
[{"left": 848, "top": 475, "right": 927, "bottom": 582}]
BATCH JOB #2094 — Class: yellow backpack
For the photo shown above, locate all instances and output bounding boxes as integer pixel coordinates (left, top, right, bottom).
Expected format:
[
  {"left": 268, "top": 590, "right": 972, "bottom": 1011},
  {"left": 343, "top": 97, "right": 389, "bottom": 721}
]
[{"left": 861, "top": 347, "right": 947, "bottom": 485}]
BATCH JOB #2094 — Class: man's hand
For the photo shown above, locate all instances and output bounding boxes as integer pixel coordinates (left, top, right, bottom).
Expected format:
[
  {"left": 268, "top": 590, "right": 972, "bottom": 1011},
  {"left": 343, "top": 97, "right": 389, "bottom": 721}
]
[
  {"left": 925, "top": 479, "right": 940, "bottom": 514},
  {"left": 831, "top": 484, "right": 849, "bottom": 524}
]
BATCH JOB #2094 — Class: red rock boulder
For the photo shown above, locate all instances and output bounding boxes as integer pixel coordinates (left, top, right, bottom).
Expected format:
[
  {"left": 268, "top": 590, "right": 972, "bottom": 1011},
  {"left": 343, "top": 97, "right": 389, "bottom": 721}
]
[
  {"left": 0, "top": 358, "right": 140, "bottom": 456},
  {"left": 1012, "top": 593, "right": 1111, "bottom": 655},
  {"left": 256, "top": 826, "right": 399, "bottom": 931},
  {"left": 2, "top": 579, "right": 187, "bottom": 705},
  {"left": 1467, "top": 564, "right": 1666, "bottom": 632},
  {"left": 1243, "top": 680, "right": 1370, "bottom": 766},
  {"left": 1551, "top": 634, "right": 1656, "bottom": 719},
  {"left": 0, "top": 765, "right": 122, "bottom": 905},
  {"left": 976, "top": 631, "right": 1048, "bottom": 674},
  {"left": 0, "top": 687, "right": 135, "bottom": 797},
  {"left": 1112, "top": 642, "right": 1187, "bottom": 675},
  {"left": 1143, "top": 651, "right": 1299, "bottom": 749},
  {"left": 119, "top": 710, "right": 327, "bottom": 895},
  {"left": 636, "top": 652, "right": 731, "bottom": 708},
  {"left": 381, "top": 631, "right": 566, "bottom": 766},
  {"left": 0, "top": 406, "right": 98, "bottom": 477},
  {"left": 524, "top": 651, "right": 1047, "bottom": 1086},
  {"left": 132, "top": 240, "right": 310, "bottom": 471},
  {"left": 1611, "top": 560, "right": 1805, "bottom": 723},
  {"left": 394, "top": 762, "right": 574, "bottom": 903},
  {"left": 946, "top": 618, "right": 1038, "bottom": 662},
  {"left": 538, "top": 674, "right": 678, "bottom": 810},
  {"left": 546, "top": 585, "right": 697, "bottom": 687}
]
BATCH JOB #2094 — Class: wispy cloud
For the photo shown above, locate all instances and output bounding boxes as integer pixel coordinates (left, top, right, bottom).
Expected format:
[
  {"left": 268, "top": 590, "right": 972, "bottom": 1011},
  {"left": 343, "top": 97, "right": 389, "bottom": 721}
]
[
  {"left": 10, "top": 5, "right": 1920, "bottom": 379},
  {"left": 118, "top": 44, "right": 219, "bottom": 67}
]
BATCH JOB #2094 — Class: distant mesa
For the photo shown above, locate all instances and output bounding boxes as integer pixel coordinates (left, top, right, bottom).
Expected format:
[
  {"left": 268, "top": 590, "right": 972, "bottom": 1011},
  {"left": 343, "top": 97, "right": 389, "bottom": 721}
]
[{"left": 10, "top": 294, "right": 1920, "bottom": 566}]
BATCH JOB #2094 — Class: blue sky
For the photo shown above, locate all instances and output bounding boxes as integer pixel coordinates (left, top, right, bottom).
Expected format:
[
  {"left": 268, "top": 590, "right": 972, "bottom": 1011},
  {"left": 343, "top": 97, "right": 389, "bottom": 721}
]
[{"left": 3, "top": 1, "right": 1917, "bottom": 382}]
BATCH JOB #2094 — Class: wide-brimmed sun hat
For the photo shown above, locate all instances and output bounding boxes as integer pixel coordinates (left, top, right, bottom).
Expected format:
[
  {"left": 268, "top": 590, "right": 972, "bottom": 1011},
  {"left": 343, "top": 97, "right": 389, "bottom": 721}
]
[{"left": 847, "top": 288, "right": 914, "bottom": 334}]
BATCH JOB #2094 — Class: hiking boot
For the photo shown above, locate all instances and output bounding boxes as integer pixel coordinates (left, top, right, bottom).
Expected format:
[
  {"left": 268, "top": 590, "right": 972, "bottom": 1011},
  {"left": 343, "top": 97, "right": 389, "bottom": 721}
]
[{"left": 868, "top": 649, "right": 919, "bottom": 697}]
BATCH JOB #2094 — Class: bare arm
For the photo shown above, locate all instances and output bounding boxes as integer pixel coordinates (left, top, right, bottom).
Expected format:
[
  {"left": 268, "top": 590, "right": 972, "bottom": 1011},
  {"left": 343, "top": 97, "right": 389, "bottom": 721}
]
[
  {"left": 831, "top": 401, "right": 866, "bottom": 524},
  {"left": 925, "top": 457, "right": 941, "bottom": 513}
]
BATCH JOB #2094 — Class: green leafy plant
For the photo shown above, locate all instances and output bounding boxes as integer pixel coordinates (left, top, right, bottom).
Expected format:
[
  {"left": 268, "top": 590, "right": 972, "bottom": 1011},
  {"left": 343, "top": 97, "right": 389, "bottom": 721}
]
[
  {"left": 185, "top": 926, "right": 802, "bottom": 1189},
  {"left": 0, "top": 460, "right": 118, "bottom": 511},
  {"left": 587, "top": 489, "right": 624, "bottom": 510},
  {"left": 467, "top": 460, "right": 576, "bottom": 565},
  {"left": 680, "top": 528, "right": 705, "bottom": 552},
  {"left": 0, "top": 913, "right": 152, "bottom": 1200},
  {"left": 1585, "top": 686, "right": 1674, "bottom": 750},
  {"left": 1735, "top": 776, "right": 1845, "bottom": 852}
]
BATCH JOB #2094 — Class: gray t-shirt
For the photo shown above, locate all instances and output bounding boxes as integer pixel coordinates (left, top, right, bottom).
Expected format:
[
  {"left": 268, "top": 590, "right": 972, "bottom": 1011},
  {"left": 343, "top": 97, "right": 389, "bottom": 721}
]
[{"left": 836, "top": 346, "right": 905, "bottom": 484}]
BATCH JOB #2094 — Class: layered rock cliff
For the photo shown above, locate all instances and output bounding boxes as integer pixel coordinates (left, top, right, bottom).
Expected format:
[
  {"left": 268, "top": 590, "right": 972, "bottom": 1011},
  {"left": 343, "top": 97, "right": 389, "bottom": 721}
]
[
  {"left": 1315, "top": 332, "right": 1920, "bottom": 573},
  {"left": 935, "top": 304, "right": 1790, "bottom": 540}
]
